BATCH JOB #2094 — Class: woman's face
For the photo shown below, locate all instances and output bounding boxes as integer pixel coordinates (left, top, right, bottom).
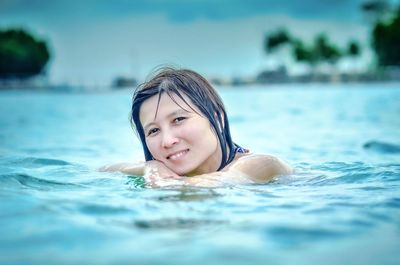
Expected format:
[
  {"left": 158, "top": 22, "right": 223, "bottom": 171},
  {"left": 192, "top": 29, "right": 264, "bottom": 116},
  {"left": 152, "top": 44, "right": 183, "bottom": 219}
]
[{"left": 139, "top": 92, "right": 221, "bottom": 176}]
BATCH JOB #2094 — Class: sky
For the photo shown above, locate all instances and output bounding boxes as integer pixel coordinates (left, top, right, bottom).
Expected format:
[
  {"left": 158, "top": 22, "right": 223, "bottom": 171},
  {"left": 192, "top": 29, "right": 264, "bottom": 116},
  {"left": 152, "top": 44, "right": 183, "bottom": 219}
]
[{"left": 0, "top": 0, "right": 395, "bottom": 86}]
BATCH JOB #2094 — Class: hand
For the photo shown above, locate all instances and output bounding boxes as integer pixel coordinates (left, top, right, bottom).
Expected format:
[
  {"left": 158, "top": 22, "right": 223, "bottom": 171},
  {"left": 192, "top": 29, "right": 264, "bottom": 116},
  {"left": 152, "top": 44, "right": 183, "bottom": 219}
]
[{"left": 144, "top": 160, "right": 184, "bottom": 188}]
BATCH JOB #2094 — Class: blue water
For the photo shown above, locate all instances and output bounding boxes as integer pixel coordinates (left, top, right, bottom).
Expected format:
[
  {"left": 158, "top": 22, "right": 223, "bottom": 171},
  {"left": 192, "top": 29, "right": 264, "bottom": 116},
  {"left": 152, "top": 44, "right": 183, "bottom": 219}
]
[{"left": 1, "top": 83, "right": 399, "bottom": 265}]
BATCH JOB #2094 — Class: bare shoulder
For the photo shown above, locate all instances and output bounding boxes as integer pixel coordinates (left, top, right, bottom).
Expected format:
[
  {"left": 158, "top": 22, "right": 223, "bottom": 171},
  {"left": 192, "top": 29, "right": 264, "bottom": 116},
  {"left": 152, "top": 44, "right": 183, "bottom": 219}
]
[{"left": 226, "top": 154, "right": 293, "bottom": 183}]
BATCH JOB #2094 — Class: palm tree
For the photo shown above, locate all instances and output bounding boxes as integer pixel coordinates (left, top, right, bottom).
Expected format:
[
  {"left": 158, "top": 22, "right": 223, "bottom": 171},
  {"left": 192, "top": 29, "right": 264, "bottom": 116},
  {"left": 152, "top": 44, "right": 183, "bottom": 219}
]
[
  {"left": 264, "top": 28, "right": 291, "bottom": 53},
  {"left": 263, "top": 28, "right": 292, "bottom": 70},
  {"left": 313, "top": 34, "right": 341, "bottom": 66}
]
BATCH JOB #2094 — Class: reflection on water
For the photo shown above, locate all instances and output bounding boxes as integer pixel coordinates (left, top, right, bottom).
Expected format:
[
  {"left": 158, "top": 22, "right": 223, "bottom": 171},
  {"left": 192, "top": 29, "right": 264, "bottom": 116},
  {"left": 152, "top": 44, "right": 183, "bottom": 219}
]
[{"left": 155, "top": 188, "right": 221, "bottom": 202}]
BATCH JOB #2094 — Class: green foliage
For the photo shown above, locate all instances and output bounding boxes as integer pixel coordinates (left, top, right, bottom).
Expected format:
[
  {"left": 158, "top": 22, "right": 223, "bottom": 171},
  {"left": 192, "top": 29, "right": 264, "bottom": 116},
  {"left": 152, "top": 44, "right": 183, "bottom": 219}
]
[
  {"left": 264, "top": 27, "right": 364, "bottom": 71},
  {"left": 264, "top": 29, "right": 291, "bottom": 53},
  {"left": 292, "top": 40, "right": 317, "bottom": 65},
  {"left": 313, "top": 34, "right": 341, "bottom": 64},
  {"left": 290, "top": 34, "right": 342, "bottom": 66},
  {"left": 372, "top": 8, "right": 400, "bottom": 66},
  {"left": 0, "top": 28, "right": 50, "bottom": 78},
  {"left": 361, "top": 0, "right": 390, "bottom": 18},
  {"left": 347, "top": 40, "right": 361, "bottom": 57}
]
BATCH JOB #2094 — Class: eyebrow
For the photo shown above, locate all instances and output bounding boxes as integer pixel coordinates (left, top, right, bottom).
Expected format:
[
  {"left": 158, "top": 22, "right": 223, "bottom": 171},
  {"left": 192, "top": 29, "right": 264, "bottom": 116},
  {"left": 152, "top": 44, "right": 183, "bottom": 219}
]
[{"left": 143, "top": 109, "right": 191, "bottom": 132}]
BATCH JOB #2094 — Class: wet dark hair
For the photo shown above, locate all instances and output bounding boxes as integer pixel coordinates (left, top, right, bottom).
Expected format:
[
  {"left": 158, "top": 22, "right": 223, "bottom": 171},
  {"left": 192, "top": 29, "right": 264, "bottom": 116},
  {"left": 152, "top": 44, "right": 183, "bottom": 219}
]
[{"left": 130, "top": 67, "right": 238, "bottom": 171}]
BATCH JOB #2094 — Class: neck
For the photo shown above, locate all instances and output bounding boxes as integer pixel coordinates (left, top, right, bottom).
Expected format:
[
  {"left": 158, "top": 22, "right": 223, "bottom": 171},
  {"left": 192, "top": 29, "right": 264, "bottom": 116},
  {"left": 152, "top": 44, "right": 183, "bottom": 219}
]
[{"left": 187, "top": 146, "right": 223, "bottom": 177}]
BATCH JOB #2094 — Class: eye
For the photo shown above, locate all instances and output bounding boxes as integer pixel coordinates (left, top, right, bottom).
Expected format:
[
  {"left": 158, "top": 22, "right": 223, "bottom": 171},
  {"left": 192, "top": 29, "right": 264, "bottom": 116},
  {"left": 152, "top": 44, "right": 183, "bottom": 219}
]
[
  {"left": 147, "top": 128, "right": 159, "bottom": 136},
  {"left": 173, "top": 117, "right": 186, "bottom": 124}
]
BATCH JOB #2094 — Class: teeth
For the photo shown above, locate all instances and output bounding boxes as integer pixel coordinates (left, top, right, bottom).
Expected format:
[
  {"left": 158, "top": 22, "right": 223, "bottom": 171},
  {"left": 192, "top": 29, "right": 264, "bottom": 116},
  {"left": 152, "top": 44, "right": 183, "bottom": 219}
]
[{"left": 169, "top": 150, "right": 187, "bottom": 160}]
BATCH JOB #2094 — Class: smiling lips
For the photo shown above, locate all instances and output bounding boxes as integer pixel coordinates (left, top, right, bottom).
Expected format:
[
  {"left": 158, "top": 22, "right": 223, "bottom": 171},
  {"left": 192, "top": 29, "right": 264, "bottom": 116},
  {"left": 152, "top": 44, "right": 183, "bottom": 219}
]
[{"left": 167, "top": 149, "right": 189, "bottom": 161}]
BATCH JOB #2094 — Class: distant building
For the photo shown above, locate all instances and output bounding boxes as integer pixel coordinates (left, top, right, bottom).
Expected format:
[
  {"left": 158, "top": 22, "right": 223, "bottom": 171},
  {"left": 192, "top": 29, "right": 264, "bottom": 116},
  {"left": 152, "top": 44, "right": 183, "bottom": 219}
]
[
  {"left": 256, "top": 66, "right": 288, "bottom": 84},
  {"left": 112, "top": 76, "right": 137, "bottom": 89}
]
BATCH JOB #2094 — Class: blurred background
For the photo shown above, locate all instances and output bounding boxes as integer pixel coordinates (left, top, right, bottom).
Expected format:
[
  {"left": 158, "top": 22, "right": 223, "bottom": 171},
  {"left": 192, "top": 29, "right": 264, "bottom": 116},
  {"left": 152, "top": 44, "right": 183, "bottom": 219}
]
[
  {"left": 1, "top": 0, "right": 399, "bottom": 90},
  {"left": 1, "top": 2, "right": 400, "bottom": 265}
]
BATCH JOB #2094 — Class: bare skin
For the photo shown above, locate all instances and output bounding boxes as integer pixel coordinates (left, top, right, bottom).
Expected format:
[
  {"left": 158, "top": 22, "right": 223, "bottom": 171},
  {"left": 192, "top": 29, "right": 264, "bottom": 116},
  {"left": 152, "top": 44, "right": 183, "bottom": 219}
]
[{"left": 100, "top": 152, "right": 293, "bottom": 188}]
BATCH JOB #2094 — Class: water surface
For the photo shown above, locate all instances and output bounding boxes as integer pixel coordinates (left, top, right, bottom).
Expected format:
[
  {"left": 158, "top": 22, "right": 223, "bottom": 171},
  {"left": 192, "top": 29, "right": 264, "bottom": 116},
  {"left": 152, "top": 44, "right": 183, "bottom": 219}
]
[{"left": 1, "top": 83, "right": 399, "bottom": 265}]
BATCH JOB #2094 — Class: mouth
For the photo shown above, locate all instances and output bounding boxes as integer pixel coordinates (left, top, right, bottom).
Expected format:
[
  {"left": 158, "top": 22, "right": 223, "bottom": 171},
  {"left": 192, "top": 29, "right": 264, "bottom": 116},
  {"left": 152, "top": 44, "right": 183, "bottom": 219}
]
[{"left": 167, "top": 149, "right": 189, "bottom": 161}]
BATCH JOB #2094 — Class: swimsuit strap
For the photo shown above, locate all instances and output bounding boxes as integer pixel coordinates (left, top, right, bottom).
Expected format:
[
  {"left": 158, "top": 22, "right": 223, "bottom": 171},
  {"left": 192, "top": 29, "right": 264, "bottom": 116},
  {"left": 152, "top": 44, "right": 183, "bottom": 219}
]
[{"left": 234, "top": 145, "right": 249, "bottom": 154}]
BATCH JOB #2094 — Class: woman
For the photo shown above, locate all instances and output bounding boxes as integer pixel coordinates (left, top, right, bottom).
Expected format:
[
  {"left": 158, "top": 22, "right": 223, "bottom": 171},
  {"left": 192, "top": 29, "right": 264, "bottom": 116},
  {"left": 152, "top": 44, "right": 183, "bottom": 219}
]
[{"left": 102, "top": 67, "right": 292, "bottom": 187}]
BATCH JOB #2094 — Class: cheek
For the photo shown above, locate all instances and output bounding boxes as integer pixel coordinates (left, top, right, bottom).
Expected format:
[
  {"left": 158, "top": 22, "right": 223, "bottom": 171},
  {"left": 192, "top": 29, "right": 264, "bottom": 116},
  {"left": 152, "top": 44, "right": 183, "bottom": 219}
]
[
  {"left": 209, "top": 132, "right": 219, "bottom": 148},
  {"left": 207, "top": 127, "right": 220, "bottom": 149},
  {"left": 194, "top": 124, "right": 219, "bottom": 145},
  {"left": 145, "top": 138, "right": 159, "bottom": 156}
]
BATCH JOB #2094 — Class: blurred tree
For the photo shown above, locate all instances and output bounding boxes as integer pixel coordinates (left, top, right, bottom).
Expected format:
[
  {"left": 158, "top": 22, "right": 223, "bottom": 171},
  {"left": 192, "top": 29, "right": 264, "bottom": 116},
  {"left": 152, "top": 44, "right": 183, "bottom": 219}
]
[
  {"left": 264, "top": 28, "right": 292, "bottom": 71},
  {"left": 361, "top": 0, "right": 390, "bottom": 22},
  {"left": 313, "top": 34, "right": 341, "bottom": 65},
  {"left": 0, "top": 28, "right": 50, "bottom": 79},
  {"left": 265, "top": 29, "right": 356, "bottom": 77},
  {"left": 291, "top": 35, "right": 341, "bottom": 70},
  {"left": 372, "top": 8, "right": 400, "bottom": 66},
  {"left": 345, "top": 40, "right": 362, "bottom": 75},
  {"left": 292, "top": 40, "right": 316, "bottom": 66},
  {"left": 264, "top": 28, "right": 291, "bottom": 53},
  {"left": 347, "top": 40, "right": 361, "bottom": 58}
]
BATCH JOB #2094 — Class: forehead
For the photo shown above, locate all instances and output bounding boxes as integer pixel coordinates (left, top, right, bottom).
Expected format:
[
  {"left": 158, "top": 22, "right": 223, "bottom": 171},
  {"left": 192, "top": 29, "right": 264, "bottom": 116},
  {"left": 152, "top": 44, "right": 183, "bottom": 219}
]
[{"left": 139, "top": 92, "right": 199, "bottom": 123}]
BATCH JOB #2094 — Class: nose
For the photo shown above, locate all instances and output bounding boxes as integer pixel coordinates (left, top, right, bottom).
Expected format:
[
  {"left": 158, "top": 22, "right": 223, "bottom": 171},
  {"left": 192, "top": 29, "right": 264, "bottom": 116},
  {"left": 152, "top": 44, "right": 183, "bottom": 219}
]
[{"left": 161, "top": 129, "right": 179, "bottom": 148}]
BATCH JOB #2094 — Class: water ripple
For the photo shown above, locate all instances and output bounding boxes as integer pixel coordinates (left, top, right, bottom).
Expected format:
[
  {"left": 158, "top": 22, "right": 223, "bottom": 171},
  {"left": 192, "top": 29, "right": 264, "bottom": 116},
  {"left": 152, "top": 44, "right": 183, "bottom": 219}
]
[
  {"left": 79, "top": 203, "right": 134, "bottom": 215},
  {"left": 317, "top": 161, "right": 373, "bottom": 172},
  {"left": 265, "top": 226, "right": 346, "bottom": 247},
  {"left": 0, "top": 173, "right": 83, "bottom": 190},
  {"left": 133, "top": 218, "right": 226, "bottom": 230},
  {"left": 0, "top": 156, "right": 72, "bottom": 168},
  {"left": 384, "top": 198, "right": 400, "bottom": 208},
  {"left": 305, "top": 161, "right": 399, "bottom": 185},
  {"left": 363, "top": 140, "right": 400, "bottom": 154}
]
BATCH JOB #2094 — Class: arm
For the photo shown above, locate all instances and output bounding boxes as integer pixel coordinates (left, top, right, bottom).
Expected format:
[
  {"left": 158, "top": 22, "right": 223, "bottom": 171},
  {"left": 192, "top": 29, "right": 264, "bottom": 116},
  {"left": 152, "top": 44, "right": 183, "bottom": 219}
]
[
  {"left": 99, "top": 154, "right": 292, "bottom": 187},
  {"left": 100, "top": 161, "right": 180, "bottom": 178},
  {"left": 99, "top": 162, "right": 145, "bottom": 175},
  {"left": 100, "top": 160, "right": 184, "bottom": 188}
]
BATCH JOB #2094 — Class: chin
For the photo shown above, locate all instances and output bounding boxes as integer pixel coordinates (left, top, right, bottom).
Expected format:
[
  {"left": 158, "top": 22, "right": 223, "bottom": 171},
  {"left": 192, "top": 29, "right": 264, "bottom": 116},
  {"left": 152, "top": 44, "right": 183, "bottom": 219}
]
[{"left": 172, "top": 166, "right": 197, "bottom": 177}]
